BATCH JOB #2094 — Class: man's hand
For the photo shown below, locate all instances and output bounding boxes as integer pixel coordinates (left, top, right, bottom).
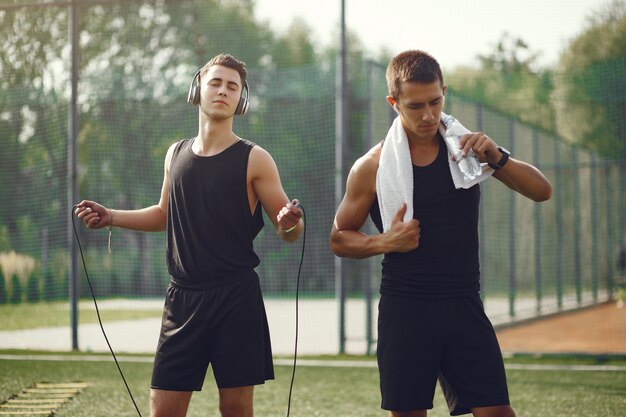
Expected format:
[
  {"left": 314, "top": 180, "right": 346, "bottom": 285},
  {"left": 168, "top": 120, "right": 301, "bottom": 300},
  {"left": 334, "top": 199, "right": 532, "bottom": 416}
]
[
  {"left": 459, "top": 132, "right": 500, "bottom": 166},
  {"left": 276, "top": 199, "right": 303, "bottom": 233},
  {"left": 386, "top": 203, "right": 420, "bottom": 253},
  {"left": 74, "top": 200, "right": 111, "bottom": 229}
]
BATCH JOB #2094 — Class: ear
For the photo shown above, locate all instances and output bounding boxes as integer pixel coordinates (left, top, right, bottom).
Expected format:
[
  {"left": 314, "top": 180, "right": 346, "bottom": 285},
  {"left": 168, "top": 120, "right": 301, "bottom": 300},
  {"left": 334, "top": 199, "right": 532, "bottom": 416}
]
[{"left": 386, "top": 96, "right": 400, "bottom": 114}]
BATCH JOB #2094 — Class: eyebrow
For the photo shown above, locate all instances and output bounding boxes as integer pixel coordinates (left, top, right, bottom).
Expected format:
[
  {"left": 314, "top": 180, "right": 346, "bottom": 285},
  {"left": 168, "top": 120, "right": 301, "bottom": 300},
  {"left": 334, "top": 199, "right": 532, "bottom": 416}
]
[
  {"left": 208, "top": 77, "right": 240, "bottom": 89},
  {"left": 407, "top": 96, "right": 442, "bottom": 106}
]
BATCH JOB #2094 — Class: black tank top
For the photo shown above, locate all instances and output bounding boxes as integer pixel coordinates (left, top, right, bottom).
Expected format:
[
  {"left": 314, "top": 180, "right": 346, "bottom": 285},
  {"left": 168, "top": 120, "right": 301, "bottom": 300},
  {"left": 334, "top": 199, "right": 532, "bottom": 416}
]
[
  {"left": 370, "top": 135, "right": 481, "bottom": 298},
  {"left": 166, "top": 138, "right": 264, "bottom": 287}
]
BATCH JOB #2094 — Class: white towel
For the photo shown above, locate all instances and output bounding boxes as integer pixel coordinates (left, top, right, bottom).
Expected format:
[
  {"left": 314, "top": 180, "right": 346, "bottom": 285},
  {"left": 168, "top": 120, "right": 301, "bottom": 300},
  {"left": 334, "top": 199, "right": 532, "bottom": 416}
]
[{"left": 376, "top": 112, "right": 493, "bottom": 232}]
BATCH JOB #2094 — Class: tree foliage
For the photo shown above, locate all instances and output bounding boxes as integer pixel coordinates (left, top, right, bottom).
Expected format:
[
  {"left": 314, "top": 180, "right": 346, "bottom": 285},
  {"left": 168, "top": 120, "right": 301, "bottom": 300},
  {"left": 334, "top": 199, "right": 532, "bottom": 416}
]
[
  {"left": 0, "top": 0, "right": 363, "bottom": 295},
  {"left": 556, "top": 0, "right": 626, "bottom": 158},
  {"left": 447, "top": 32, "right": 557, "bottom": 132}
]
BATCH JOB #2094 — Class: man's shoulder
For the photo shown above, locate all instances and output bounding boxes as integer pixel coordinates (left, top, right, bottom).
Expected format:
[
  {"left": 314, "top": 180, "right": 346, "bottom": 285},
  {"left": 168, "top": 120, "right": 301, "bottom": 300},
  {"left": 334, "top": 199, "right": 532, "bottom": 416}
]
[
  {"left": 165, "top": 138, "right": 192, "bottom": 163},
  {"left": 247, "top": 142, "right": 276, "bottom": 175},
  {"left": 238, "top": 137, "right": 257, "bottom": 149},
  {"left": 355, "top": 143, "right": 382, "bottom": 172},
  {"left": 348, "top": 143, "right": 381, "bottom": 189}
]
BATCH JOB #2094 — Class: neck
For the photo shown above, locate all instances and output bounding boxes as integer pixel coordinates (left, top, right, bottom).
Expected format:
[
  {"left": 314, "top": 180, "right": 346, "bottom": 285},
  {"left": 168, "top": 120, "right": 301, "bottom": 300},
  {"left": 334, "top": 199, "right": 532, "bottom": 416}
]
[
  {"left": 406, "top": 129, "right": 439, "bottom": 151},
  {"left": 195, "top": 113, "right": 237, "bottom": 156},
  {"left": 406, "top": 128, "right": 441, "bottom": 167}
]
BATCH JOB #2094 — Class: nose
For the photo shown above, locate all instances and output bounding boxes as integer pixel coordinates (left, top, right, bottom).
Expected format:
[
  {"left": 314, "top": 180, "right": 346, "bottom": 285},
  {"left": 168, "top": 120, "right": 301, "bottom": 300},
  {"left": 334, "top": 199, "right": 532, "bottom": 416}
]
[{"left": 422, "top": 106, "right": 434, "bottom": 121}]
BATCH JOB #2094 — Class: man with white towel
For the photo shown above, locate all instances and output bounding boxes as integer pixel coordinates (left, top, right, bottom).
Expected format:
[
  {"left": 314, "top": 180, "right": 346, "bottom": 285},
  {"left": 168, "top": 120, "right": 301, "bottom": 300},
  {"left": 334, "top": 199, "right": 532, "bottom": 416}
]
[{"left": 330, "top": 50, "right": 552, "bottom": 417}]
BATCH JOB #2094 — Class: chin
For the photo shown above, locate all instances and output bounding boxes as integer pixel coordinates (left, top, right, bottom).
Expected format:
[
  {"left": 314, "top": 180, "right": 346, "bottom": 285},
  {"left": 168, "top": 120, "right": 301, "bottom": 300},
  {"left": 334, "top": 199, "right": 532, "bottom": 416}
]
[
  {"left": 414, "top": 127, "right": 438, "bottom": 138},
  {"left": 207, "top": 110, "right": 233, "bottom": 121}
]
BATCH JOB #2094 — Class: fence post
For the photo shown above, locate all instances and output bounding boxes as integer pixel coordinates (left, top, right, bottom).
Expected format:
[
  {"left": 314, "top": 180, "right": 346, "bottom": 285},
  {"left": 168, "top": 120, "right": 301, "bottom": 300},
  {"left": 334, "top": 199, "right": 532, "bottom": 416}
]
[
  {"left": 476, "top": 104, "right": 486, "bottom": 301},
  {"left": 533, "top": 129, "right": 542, "bottom": 314},
  {"left": 334, "top": 0, "right": 348, "bottom": 354},
  {"left": 573, "top": 148, "right": 582, "bottom": 305},
  {"left": 68, "top": 0, "right": 80, "bottom": 351},
  {"left": 554, "top": 138, "right": 563, "bottom": 310},
  {"left": 508, "top": 118, "right": 516, "bottom": 318},
  {"left": 606, "top": 165, "right": 615, "bottom": 297},
  {"left": 591, "top": 155, "right": 599, "bottom": 301},
  {"left": 364, "top": 60, "right": 374, "bottom": 356}
]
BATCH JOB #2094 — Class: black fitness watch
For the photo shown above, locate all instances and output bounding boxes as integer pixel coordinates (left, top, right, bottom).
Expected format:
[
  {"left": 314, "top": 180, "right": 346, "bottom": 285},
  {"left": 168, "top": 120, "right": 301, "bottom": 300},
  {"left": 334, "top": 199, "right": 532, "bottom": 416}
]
[{"left": 488, "top": 146, "right": 510, "bottom": 170}]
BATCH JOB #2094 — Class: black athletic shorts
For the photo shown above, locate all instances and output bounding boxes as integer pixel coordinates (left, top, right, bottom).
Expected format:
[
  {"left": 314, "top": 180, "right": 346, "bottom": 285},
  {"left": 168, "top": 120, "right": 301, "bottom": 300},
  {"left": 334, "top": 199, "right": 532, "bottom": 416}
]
[
  {"left": 377, "top": 294, "right": 510, "bottom": 415},
  {"left": 151, "top": 270, "right": 274, "bottom": 391}
]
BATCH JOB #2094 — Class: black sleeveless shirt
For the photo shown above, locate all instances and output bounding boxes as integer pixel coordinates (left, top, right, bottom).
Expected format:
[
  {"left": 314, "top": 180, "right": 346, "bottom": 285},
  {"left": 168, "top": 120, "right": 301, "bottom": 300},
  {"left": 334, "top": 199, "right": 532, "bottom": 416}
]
[
  {"left": 166, "top": 138, "right": 264, "bottom": 287},
  {"left": 370, "top": 135, "right": 481, "bottom": 298}
]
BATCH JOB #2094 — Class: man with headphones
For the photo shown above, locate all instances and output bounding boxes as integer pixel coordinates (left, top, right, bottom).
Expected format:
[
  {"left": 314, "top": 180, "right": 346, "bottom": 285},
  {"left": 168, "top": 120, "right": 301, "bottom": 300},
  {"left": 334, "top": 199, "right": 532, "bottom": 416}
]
[{"left": 75, "top": 53, "right": 303, "bottom": 417}]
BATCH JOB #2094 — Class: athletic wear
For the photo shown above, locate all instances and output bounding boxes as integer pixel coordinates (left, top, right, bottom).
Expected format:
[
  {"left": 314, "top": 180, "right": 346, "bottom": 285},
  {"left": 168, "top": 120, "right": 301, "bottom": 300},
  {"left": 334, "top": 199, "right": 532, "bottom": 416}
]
[
  {"left": 377, "top": 295, "right": 510, "bottom": 415},
  {"left": 151, "top": 270, "right": 274, "bottom": 390},
  {"left": 371, "top": 134, "right": 511, "bottom": 414},
  {"left": 153, "top": 137, "right": 273, "bottom": 391},
  {"left": 370, "top": 135, "right": 481, "bottom": 298},
  {"left": 167, "top": 138, "right": 264, "bottom": 287}
]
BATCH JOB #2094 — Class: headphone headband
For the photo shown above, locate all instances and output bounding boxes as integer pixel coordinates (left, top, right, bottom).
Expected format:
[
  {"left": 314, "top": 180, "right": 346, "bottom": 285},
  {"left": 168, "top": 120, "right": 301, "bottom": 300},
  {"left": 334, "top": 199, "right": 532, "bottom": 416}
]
[{"left": 187, "top": 69, "right": 249, "bottom": 116}]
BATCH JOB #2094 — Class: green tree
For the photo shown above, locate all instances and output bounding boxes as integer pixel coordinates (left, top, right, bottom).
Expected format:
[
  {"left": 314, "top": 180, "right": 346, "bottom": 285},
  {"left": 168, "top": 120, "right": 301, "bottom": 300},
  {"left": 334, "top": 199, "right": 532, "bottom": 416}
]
[
  {"left": 26, "top": 270, "right": 40, "bottom": 302},
  {"left": 0, "top": 0, "right": 359, "bottom": 297},
  {"left": 0, "top": 6, "right": 68, "bottom": 253},
  {"left": 0, "top": 267, "right": 6, "bottom": 304},
  {"left": 447, "top": 32, "right": 556, "bottom": 132},
  {"left": 556, "top": 0, "right": 626, "bottom": 158},
  {"left": 43, "top": 269, "right": 56, "bottom": 301},
  {"left": 10, "top": 273, "right": 22, "bottom": 304},
  {"left": 268, "top": 19, "right": 317, "bottom": 68}
]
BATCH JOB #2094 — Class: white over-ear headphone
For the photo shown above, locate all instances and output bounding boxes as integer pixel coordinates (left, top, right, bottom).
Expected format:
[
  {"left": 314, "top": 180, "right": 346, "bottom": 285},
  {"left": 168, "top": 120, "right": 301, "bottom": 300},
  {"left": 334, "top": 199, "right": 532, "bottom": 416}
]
[{"left": 187, "top": 70, "right": 250, "bottom": 116}]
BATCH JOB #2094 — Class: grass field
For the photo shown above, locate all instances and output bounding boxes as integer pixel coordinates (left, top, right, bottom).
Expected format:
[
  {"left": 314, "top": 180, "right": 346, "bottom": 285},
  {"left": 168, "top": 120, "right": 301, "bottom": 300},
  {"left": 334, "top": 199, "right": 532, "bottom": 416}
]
[
  {"left": 0, "top": 351, "right": 624, "bottom": 417},
  {"left": 0, "top": 301, "right": 162, "bottom": 331}
]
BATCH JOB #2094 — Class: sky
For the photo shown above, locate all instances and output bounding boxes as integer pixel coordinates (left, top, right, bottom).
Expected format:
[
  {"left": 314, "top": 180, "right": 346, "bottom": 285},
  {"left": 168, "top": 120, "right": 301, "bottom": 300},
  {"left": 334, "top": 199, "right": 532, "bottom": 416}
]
[{"left": 254, "top": 0, "right": 606, "bottom": 70}]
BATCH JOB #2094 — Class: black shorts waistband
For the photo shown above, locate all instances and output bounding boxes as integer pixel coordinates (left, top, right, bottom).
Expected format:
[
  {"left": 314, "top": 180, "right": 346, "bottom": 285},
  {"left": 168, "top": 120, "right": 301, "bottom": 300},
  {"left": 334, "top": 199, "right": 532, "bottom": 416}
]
[{"left": 169, "top": 269, "right": 258, "bottom": 291}]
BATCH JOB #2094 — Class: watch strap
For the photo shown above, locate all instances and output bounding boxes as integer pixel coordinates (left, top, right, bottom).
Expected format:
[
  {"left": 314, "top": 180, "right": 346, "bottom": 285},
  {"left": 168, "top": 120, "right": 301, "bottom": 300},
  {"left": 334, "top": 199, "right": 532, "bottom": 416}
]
[{"left": 488, "top": 147, "right": 510, "bottom": 170}]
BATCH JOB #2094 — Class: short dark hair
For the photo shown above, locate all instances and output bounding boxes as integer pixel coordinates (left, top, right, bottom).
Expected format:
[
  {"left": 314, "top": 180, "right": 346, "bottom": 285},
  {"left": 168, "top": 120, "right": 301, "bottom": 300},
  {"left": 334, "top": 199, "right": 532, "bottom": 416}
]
[
  {"left": 199, "top": 53, "right": 247, "bottom": 86},
  {"left": 386, "top": 50, "right": 444, "bottom": 99}
]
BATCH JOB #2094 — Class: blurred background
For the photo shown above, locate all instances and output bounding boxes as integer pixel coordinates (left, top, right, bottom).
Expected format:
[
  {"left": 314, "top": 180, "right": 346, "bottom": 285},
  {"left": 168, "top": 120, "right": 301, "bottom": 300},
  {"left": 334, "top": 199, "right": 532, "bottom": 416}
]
[{"left": 0, "top": 0, "right": 624, "bottom": 357}]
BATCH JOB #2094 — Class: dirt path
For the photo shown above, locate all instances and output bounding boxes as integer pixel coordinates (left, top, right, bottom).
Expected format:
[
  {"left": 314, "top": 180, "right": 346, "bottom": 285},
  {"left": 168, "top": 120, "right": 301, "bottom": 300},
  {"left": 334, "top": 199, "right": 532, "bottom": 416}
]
[{"left": 496, "top": 301, "right": 626, "bottom": 355}]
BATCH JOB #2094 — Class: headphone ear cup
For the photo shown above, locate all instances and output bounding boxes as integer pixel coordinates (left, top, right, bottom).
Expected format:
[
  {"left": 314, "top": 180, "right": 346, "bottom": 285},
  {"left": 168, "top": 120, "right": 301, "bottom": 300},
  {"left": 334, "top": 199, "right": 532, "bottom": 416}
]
[
  {"left": 188, "top": 85, "right": 201, "bottom": 105},
  {"left": 235, "top": 96, "right": 248, "bottom": 115},
  {"left": 187, "top": 70, "right": 201, "bottom": 105},
  {"left": 235, "top": 81, "right": 249, "bottom": 116}
]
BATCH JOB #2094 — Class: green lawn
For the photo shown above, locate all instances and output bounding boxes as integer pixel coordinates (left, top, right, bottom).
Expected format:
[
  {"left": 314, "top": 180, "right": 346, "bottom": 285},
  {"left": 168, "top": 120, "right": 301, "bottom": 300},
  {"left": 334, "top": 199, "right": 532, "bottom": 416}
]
[
  {"left": 0, "top": 351, "right": 624, "bottom": 417},
  {"left": 0, "top": 301, "right": 162, "bottom": 331}
]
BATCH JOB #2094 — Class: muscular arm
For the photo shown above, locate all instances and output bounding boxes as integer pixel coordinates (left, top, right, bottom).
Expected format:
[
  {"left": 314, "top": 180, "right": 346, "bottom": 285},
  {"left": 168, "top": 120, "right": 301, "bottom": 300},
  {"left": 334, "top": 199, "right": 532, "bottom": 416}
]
[
  {"left": 75, "top": 143, "right": 173, "bottom": 232},
  {"left": 491, "top": 158, "right": 552, "bottom": 202},
  {"left": 460, "top": 132, "right": 552, "bottom": 202},
  {"left": 330, "top": 146, "right": 420, "bottom": 259},
  {"left": 249, "top": 146, "right": 303, "bottom": 243}
]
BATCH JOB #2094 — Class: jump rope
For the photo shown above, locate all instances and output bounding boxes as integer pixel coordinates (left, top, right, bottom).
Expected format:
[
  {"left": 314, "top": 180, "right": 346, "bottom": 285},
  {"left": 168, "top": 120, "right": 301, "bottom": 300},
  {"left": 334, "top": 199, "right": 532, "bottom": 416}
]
[{"left": 71, "top": 202, "right": 306, "bottom": 417}]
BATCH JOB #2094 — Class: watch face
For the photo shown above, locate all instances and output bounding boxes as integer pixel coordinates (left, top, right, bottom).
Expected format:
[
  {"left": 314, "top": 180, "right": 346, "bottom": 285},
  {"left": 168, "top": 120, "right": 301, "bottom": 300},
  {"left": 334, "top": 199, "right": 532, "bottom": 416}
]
[{"left": 498, "top": 146, "right": 510, "bottom": 156}]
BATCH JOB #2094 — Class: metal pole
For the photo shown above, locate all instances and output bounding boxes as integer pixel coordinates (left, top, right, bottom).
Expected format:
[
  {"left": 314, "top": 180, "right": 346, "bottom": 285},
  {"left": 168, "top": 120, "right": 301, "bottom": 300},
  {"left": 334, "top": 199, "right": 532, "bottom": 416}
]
[
  {"left": 591, "top": 155, "right": 599, "bottom": 301},
  {"left": 532, "top": 129, "right": 542, "bottom": 314},
  {"left": 364, "top": 60, "right": 374, "bottom": 356},
  {"left": 476, "top": 105, "right": 486, "bottom": 300},
  {"left": 508, "top": 118, "right": 516, "bottom": 318},
  {"left": 605, "top": 165, "right": 615, "bottom": 297},
  {"left": 68, "top": 0, "right": 80, "bottom": 351},
  {"left": 572, "top": 148, "right": 582, "bottom": 305},
  {"left": 554, "top": 139, "right": 563, "bottom": 310},
  {"left": 334, "top": 0, "right": 348, "bottom": 354}
]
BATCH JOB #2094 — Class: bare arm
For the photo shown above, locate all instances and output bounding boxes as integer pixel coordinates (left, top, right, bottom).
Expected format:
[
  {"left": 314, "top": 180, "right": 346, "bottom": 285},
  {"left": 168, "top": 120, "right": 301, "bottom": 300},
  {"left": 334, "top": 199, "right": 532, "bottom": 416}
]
[
  {"left": 460, "top": 132, "right": 552, "bottom": 202},
  {"left": 491, "top": 158, "right": 552, "bottom": 201},
  {"left": 249, "top": 146, "right": 303, "bottom": 243},
  {"left": 74, "top": 143, "right": 174, "bottom": 232},
  {"left": 329, "top": 146, "right": 420, "bottom": 259}
]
